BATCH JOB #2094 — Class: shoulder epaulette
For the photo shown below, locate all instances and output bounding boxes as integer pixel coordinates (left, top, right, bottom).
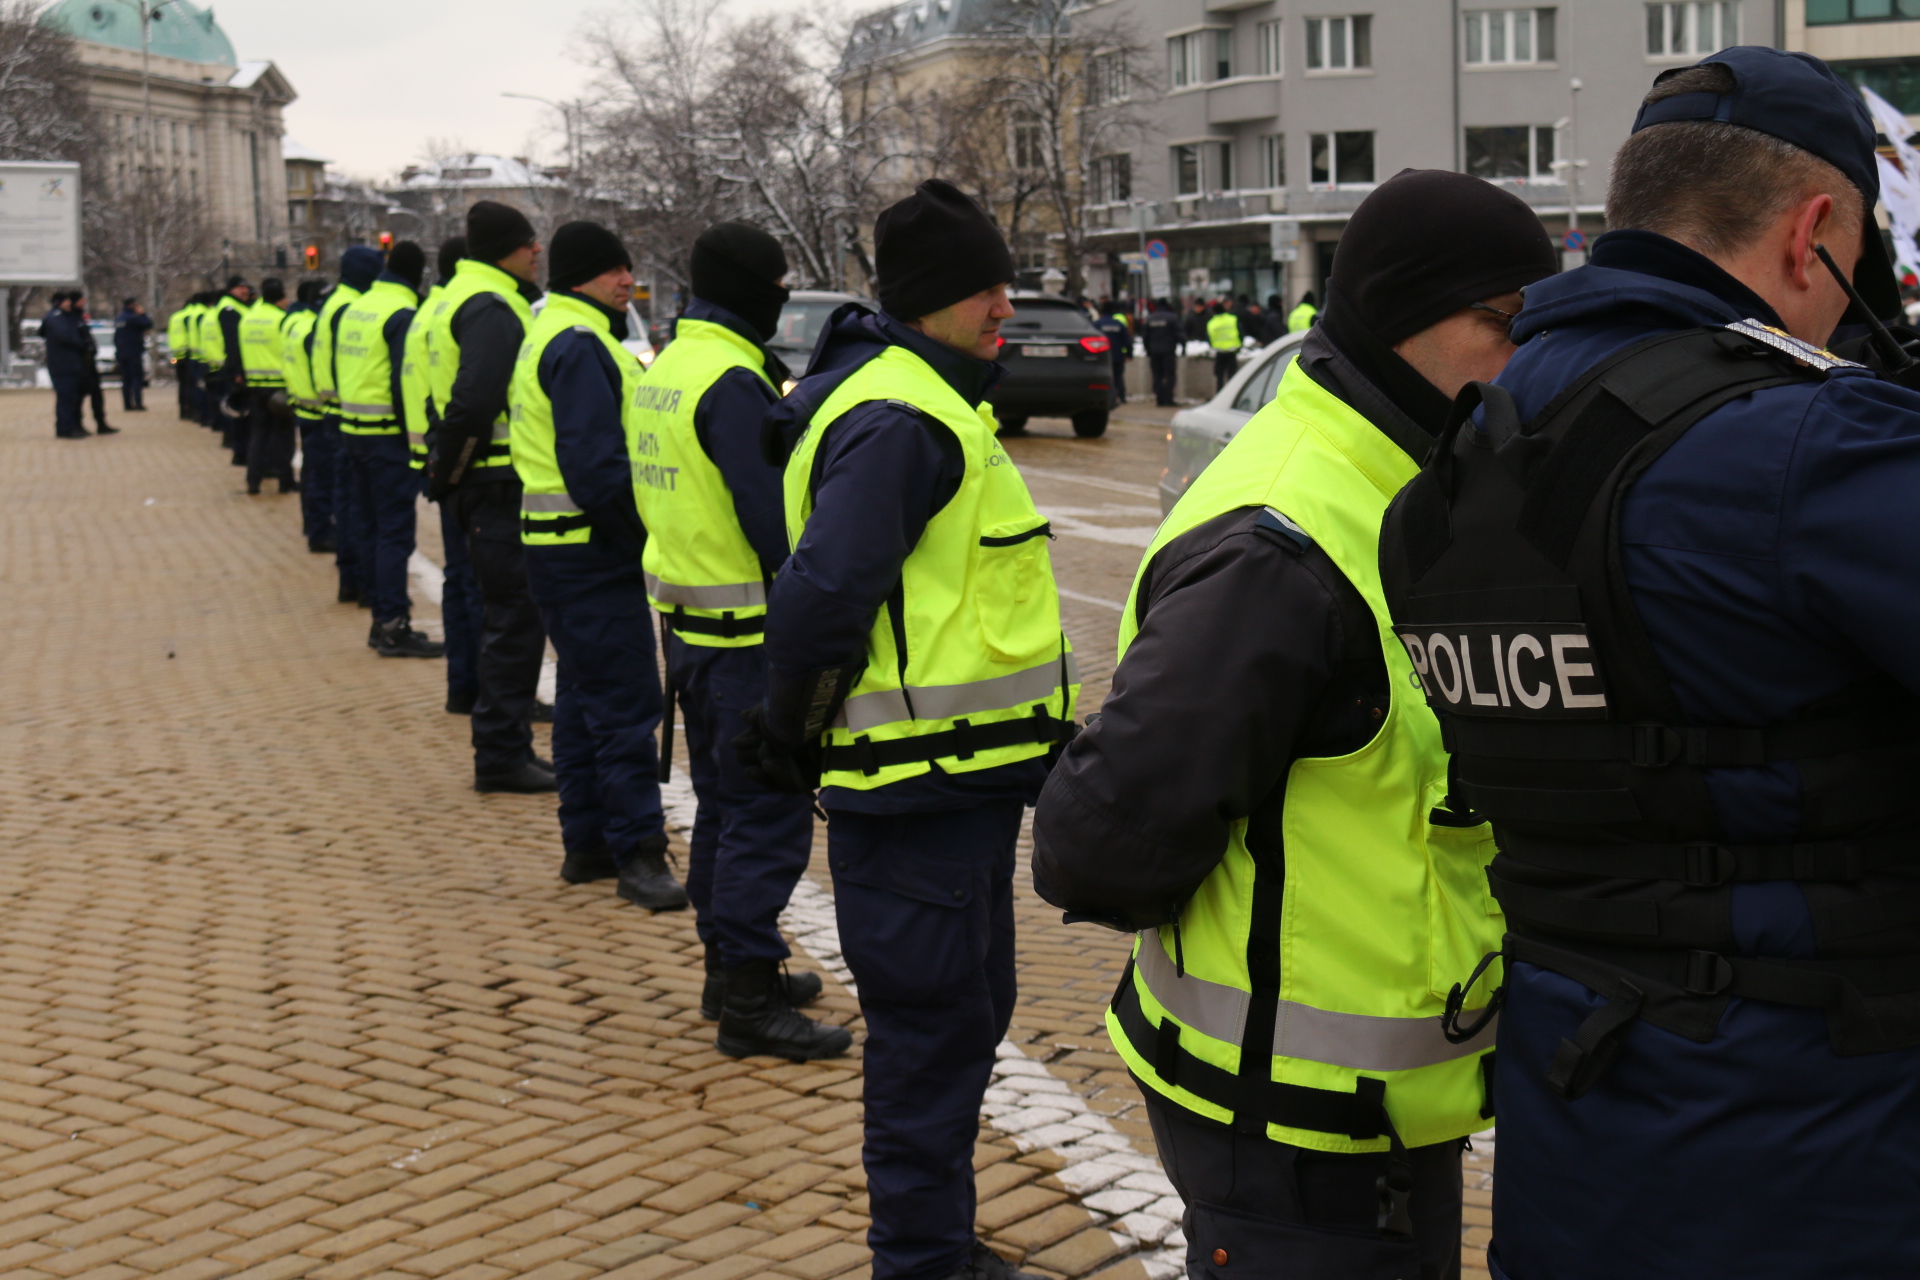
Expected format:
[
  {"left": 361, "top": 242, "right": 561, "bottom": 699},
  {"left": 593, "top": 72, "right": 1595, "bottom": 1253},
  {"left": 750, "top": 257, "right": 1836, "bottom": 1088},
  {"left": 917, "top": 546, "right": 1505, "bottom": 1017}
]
[{"left": 1724, "top": 318, "right": 1865, "bottom": 371}]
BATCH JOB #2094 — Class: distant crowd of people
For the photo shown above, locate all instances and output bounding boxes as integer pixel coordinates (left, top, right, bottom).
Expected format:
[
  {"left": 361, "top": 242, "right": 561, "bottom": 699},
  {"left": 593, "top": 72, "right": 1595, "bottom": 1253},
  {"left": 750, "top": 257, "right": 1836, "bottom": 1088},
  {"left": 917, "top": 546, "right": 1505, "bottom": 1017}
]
[{"left": 36, "top": 291, "right": 157, "bottom": 437}]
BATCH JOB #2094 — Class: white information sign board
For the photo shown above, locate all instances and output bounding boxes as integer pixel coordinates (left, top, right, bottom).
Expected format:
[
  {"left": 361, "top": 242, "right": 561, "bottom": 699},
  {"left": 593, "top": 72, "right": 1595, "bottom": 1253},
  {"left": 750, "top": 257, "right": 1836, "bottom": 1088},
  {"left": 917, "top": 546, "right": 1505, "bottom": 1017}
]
[{"left": 0, "top": 162, "right": 83, "bottom": 285}]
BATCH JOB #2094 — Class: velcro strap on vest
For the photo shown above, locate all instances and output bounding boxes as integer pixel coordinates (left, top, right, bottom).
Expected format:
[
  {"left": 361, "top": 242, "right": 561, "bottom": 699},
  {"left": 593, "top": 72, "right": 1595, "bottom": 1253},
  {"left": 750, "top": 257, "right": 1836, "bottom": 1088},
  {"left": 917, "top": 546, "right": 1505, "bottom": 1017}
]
[
  {"left": 523, "top": 512, "right": 592, "bottom": 537},
  {"left": 1491, "top": 865, "right": 1920, "bottom": 944},
  {"left": 666, "top": 607, "right": 765, "bottom": 639},
  {"left": 1111, "top": 978, "right": 1391, "bottom": 1139},
  {"left": 1499, "top": 834, "right": 1918, "bottom": 886},
  {"left": 821, "top": 706, "right": 1073, "bottom": 776},
  {"left": 1443, "top": 704, "right": 1914, "bottom": 767}
]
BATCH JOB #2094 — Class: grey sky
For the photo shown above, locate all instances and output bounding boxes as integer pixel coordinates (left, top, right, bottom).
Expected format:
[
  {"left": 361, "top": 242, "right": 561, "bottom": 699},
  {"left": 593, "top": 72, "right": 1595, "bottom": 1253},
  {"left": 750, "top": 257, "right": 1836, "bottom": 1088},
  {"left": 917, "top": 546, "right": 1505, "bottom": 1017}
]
[{"left": 209, "top": 0, "right": 785, "bottom": 180}]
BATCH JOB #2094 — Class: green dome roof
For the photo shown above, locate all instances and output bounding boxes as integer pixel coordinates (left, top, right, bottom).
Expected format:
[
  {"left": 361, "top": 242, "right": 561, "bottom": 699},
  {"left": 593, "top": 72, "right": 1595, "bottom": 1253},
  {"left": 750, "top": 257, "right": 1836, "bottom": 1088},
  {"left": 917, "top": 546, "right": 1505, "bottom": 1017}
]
[{"left": 41, "top": 0, "right": 237, "bottom": 67}]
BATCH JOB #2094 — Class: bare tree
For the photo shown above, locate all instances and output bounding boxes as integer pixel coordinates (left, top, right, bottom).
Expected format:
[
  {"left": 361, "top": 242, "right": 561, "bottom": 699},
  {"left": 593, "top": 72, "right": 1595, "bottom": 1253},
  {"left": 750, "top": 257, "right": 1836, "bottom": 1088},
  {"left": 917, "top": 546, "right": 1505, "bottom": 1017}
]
[
  {"left": 84, "top": 169, "right": 221, "bottom": 309},
  {"left": 0, "top": 0, "right": 94, "bottom": 344}
]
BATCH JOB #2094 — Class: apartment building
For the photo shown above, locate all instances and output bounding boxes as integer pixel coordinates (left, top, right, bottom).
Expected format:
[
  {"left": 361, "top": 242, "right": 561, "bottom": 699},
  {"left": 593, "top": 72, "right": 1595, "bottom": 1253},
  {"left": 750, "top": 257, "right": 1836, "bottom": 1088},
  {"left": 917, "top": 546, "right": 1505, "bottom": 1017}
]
[
  {"left": 1788, "top": 0, "right": 1920, "bottom": 124},
  {"left": 1082, "top": 0, "right": 1776, "bottom": 305}
]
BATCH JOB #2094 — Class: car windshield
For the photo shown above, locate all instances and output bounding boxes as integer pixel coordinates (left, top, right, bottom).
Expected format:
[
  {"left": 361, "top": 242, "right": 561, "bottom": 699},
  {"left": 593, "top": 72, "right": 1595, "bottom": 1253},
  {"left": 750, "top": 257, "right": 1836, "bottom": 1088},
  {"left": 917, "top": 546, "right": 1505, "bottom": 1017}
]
[
  {"left": 767, "top": 298, "right": 852, "bottom": 355},
  {"left": 1003, "top": 300, "right": 1095, "bottom": 335}
]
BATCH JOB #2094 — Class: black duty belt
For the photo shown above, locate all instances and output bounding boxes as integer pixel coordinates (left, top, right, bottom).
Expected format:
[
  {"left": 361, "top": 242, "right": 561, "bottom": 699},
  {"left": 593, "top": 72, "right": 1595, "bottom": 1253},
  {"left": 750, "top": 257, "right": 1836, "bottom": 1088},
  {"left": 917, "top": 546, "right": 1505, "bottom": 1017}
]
[
  {"left": 1110, "top": 968, "right": 1393, "bottom": 1140},
  {"left": 665, "top": 607, "right": 764, "bottom": 639},
  {"left": 820, "top": 706, "right": 1072, "bottom": 776},
  {"left": 1442, "top": 705, "right": 1914, "bottom": 768},
  {"left": 1498, "top": 833, "right": 1920, "bottom": 886}
]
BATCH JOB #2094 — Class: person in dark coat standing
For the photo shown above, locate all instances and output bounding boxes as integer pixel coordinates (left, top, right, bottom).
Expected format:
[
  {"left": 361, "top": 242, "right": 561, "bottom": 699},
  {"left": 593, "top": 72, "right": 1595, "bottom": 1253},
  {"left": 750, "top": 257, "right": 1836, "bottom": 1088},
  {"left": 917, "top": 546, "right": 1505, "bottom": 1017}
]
[
  {"left": 1141, "top": 298, "right": 1181, "bottom": 406},
  {"left": 73, "top": 294, "right": 116, "bottom": 434},
  {"left": 114, "top": 298, "right": 152, "bottom": 411},
  {"left": 42, "top": 293, "right": 90, "bottom": 438},
  {"left": 1092, "top": 305, "right": 1131, "bottom": 405}
]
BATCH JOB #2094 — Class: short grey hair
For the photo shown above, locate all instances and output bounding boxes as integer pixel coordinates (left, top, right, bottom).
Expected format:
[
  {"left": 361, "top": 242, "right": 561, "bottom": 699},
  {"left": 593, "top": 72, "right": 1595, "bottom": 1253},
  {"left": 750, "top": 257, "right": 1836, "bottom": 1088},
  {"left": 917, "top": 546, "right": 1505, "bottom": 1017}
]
[{"left": 1606, "top": 63, "right": 1864, "bottom": 258}]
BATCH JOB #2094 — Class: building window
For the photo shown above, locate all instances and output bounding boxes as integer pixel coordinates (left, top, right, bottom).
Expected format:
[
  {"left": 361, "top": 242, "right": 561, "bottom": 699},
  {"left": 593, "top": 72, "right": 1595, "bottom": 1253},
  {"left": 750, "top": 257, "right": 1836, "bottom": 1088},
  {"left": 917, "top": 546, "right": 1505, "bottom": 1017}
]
[
  {"left": 1306, "top": 15, "right": 1371, "bottom": 71},
  {"left": 1088, "top": 50, "right": 1129, "bottom": 104},
  {"left": 1174, "top": 144, "right": 1201, "bottom": 195},
  {"left": 1832, "top": 57, "right": 1920, "bottom": 110},
  {"left": 1262, "top": 135, "right": 1286, "bottom": 187},
  {"left": 1169, "top": 30, "right": 1232, "bottom": 87},
  {"left": 290, "top": 202, "right": 308, "bottom": 228},
  {"left": 1463, "top": 8, "right": 1556, "bottom": 63},
  {"left": 1646, "top": 2, "right": 1739, "bottom": 56},
  {"left": 1465, "top": 125, "right": 1558, "bottom": 179},
  {"left": 1257, "top": 20, "right": 1284, "bottom": 74},
  {"left": 1809, "top": 0, "right": 1920, "bottom": 22},
  {"left": 1011, "top": 113, "right": 1044, "bottom": 170},
  {"left": 188, "top": 125, "right": 198, "bottom": 157},
  {"left": 1211, "top": 141, "right": 1234, "bottom": 191},
  {"left": 1093, "top": 152, "right": 1132, "bottom": 203},
  {"left": 1308, "top": 130, "right": 1375, "bottom": 185}
]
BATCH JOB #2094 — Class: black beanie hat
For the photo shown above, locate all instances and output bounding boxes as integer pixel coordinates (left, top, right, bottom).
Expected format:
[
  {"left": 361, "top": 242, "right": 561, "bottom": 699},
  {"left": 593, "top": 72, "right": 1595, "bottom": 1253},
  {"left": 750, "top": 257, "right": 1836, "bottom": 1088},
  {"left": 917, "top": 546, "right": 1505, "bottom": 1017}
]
[
  {"left": 297, "top": 279, "right": 326, "bottom": 306},
  {"left": 548, "top": 221, "right": 633, "bottom": 293},
  {"left": 1329, "top": 169, "right": 1557, "bottom": 345},
  {"left": 874, "top": 179, "right": 1015, "bottom": 321},
  {"left": 467, "top": 200, "right": 537, "bottom": 264},
  {"left": 259, "top": 278, "right": 286, "bottom": 304},
  {"left": 437, "top": 236, "right": 467, "bottom": 286},
  {"left": 691, "top": 222, "right": 789, "bottom": 342},
  {"left": 226, "top": 275, "right": 248, "bottom": 292},
  {"left": 387, "top": 241, "right": 427, "bottom": 291}
]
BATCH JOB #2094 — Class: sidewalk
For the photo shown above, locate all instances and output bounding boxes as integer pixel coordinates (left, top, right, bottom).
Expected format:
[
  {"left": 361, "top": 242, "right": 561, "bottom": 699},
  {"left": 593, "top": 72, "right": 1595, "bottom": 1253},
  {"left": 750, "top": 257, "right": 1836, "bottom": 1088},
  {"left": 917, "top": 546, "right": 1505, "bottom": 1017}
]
[{"left": 0, "top": 393, "right": 1491, "bottom": 1280}]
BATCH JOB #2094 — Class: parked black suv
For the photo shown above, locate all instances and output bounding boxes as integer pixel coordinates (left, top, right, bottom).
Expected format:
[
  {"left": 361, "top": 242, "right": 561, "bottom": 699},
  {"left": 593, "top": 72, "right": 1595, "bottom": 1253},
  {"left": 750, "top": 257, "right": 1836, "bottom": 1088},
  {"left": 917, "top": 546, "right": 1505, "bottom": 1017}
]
[{"left": 987, "top": 294, "right": 1114, "bottom": 438}]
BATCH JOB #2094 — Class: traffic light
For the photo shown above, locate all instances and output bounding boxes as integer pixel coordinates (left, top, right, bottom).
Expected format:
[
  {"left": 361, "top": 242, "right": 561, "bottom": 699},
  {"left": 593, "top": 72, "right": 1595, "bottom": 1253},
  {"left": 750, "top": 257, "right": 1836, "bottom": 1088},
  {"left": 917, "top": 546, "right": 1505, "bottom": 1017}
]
[
  {"left": 379, "top": 232, "right": 393, "bottom": 253},
  {"left": 304, "top": 245, "right": 319, "bottom": 270}
]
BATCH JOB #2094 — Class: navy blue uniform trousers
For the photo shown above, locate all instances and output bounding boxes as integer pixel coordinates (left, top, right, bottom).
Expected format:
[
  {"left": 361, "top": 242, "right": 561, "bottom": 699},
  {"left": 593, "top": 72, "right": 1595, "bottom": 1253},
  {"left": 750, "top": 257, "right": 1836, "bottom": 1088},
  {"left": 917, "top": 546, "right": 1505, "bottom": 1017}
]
[
  {"left": 451, "top": 479, "right": 546, "bottom": 774},
  {"left": 51, "top": 375, "right": 83, "bottom": 436},
  {"left": 437, "top": 499, "right": 481, "bottom": 708},
  {"left": 829, "top": 799, "right": 1022, "bottom": 1280},
  {"left": 665, "top": 635, "right": 814, "bottom": 964},
  {"left": 118, "top": 355, "right": 145, "bottom": 410},
  {"left": 339, "top": 433, "right": 418, "bottom": 623},
  {"left": 525, "top": 553, "right": 665, "bottom": 861},
  {"left": 296, "top": 415, "right": 333, "bottom": 545},
  {"left": 176, "top": 360, "right": 201, "bottom": 420}
]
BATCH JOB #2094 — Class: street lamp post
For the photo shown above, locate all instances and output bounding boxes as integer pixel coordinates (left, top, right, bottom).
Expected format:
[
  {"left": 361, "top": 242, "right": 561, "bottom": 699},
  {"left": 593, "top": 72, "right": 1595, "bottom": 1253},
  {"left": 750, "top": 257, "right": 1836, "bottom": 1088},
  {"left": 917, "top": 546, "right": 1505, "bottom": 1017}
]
[
  {"left": 1550, "top": 78, "right": 1589, "bottom": 268},
  {"left": 107, "top": 0, "right": 189, "bottom": 312},
  {"left": 502, "top": 92, "right": 580, "bottom": 206}
]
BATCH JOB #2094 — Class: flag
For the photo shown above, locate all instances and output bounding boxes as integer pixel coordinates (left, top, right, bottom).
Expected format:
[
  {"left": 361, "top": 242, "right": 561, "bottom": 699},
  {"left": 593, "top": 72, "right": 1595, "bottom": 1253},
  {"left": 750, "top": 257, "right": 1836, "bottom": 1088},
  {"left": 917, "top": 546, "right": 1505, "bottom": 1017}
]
[{"left": 1861, "top": 85, "right": 1920, "bottom": 287}]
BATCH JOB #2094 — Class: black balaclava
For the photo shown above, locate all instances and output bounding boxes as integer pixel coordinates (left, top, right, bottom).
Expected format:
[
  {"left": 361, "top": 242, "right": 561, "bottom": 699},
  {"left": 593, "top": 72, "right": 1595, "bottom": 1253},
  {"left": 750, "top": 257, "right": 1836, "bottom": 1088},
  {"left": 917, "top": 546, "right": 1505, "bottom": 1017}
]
[
  {"left": 437, "top": 236, "right": 467, "bottom": 287},
  {"left": 548, "top": 221, "right": 632, "bottom": 293},
  {"left": 691, "top": 221, "right": 789, "bottom": 342},
  {"left": 1322, "top": 168, "right": 1556, "bottom": 434},
  {"left": 387, "top": 241, "right": 427, "bottom": 292},
  {"left": 873, "top": 180, "right": 1014, "bottom": 321}
]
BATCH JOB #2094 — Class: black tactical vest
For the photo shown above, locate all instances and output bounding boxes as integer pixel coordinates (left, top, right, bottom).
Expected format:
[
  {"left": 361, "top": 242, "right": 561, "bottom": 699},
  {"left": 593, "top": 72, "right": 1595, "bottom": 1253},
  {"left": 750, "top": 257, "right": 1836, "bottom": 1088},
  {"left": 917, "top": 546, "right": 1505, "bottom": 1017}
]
[{"left": 1379, "top": 323, "right": 1920, "bottom": 1097}]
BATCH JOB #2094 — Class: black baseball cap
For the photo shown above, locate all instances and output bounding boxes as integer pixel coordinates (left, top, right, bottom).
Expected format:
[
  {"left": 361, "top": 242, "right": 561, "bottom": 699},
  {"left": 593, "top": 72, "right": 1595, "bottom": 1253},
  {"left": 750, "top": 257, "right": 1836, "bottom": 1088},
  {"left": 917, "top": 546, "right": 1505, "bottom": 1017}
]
[{"left": 1632, "top": 45, "right": 1900, "bottom": 321}]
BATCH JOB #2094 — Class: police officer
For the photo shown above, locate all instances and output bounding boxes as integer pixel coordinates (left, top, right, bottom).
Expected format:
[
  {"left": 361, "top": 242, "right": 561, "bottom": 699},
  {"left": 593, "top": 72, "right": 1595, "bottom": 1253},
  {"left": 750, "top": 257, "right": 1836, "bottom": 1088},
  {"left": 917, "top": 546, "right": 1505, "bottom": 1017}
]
[
  {"left": 407, "top": 237, "right": 485, "bottom": 715},
  {"left": 1377, "top": 49, "right": 1920, "bottom": 1280},
  {"left": 1205, "top": 302, "right": 1241, "bottom": 392},
  {"left": 72, "top": 293, "right": 116, "bottom": 436},
  {"left": 629, "top": 220, "right": 844, "bottom": 1058},
  {"left": 239, "top": 278, "right": 297, "bottom": 496},
  {"left": 167, "top": 293, "right": 202, "bottom": 421},
  {"left": 282, "top": 279, "right": 332, "bottom": 550},
  {"left": 114, "top": 298, "right": 151, "bottom": 412},
  {"left": 504, "top": 220, "right": 679, "bottom": 895},
  {"left": 335, "top": 241, "right": 443, "bottom": 659},
  {"left": 42, "top": 292, "right": 90, "bottom": 439},
  {"left": 1093, "top": 303, "right": 1131, "bottom": 405},
  {"left": 1035, "top": 170, "right": 1555, "bottom": 1278},
  {"left": 748, "top": 179, "right": 1075, "bottom": 1280},
  {"left": 426, "top": 201, "right": 554, "bottom": 793},
  {"left": 207, "top": 278, "right": 251, "bottom": 462},
  {"left": 315, "top": 248, "right": 384, "bottom": 605},
  {"left": 1142, "top": 298, "right": 1180, "bottom": 406},
  {"left": 1288, "top": 290, "right": 1318, "bottom": 332}
]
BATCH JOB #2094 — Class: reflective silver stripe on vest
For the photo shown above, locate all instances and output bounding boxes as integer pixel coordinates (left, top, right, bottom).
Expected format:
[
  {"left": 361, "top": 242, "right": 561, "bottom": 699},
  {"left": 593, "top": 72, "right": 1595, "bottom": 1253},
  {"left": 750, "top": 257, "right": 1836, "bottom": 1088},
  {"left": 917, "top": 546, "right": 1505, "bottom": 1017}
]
[
  {"left": 1134, "top": 928, "right": 1493, "bottom": 1072},
  {"left": 837, "top": 651, "right": 1078, "bottom": 733},
  {"left": 644, "top": 573, "right": 767, "bottom": 611},
  {"left": 492, "top": 420, "right": 512, "bottom": 441},
  {"left": 522, "top": 492, "right": 583, "bottom": 514},
  {"left": 341, "top": 401, "right": 395, "bottom": 417},
  {"left": 407, "top": 431, "right": 427, "bottom": 449},
  {"left": 295, "top": 397, "right": 324, "bottom": 410}
]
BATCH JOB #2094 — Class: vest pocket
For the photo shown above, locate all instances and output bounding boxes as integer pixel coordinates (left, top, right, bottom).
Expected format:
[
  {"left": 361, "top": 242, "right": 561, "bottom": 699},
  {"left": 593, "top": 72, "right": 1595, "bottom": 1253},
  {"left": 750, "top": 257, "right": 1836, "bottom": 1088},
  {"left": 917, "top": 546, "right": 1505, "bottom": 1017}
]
[{"left": 976, "top": 518, "right": 1055, "bottom": 664}]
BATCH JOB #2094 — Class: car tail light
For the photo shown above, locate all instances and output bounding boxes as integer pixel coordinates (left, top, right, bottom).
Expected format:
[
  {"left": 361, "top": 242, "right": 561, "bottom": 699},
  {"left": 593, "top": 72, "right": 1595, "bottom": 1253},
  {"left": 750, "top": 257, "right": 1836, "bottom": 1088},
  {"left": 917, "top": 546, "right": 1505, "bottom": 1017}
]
[{"left": 1079, "top": 335, "right": 1110, "bottom": 355}]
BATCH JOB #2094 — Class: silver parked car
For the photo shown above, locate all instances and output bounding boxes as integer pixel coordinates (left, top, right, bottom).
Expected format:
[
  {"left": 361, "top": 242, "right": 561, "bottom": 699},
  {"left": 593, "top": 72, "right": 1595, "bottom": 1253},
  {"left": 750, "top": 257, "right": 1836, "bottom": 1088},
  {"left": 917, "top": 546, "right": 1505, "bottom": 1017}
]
[{"left": 1158, "top": 331, "right": 1308, "bottom": 514}]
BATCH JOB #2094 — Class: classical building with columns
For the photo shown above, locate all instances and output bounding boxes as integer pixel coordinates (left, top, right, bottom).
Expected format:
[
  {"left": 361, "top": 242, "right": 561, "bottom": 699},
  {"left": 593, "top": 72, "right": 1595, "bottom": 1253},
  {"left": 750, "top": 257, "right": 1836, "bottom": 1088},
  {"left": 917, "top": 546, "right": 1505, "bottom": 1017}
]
[{"left": 39, "top": 0, "right": 297, "bottom": 275}]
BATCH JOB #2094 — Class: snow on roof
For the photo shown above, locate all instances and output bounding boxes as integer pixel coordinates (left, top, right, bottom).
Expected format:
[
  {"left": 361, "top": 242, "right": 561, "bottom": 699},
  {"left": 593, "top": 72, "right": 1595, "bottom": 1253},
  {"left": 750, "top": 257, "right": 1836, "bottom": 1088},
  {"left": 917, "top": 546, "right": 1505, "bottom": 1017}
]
[
  {"left": 397, "top": 154, "right": 562, "bottom": 189},
  {"left": 282, "top": 138, "right": 331, "bottom": 165}
]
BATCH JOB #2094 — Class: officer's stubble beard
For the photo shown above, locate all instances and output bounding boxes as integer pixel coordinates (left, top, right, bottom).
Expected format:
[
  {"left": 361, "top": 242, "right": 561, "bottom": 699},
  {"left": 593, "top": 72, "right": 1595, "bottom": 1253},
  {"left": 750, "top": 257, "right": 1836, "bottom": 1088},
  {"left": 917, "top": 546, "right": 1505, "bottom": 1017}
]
[{"left": 906, "top": 283, "right": 1017, "bottom": 361}]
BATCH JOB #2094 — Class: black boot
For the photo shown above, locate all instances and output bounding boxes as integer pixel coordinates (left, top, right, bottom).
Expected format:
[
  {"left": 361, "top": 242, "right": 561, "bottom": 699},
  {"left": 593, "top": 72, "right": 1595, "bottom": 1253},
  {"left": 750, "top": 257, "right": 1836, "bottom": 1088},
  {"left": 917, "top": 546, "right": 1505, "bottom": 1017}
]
[
  {"left": 937, "top": 1241, "right": 1045, "bottom": 1280},
  {"left": 374, "top": 619, "right": 447, "bottom": 659},
  {"left": 702, "top": 953, "right": 823, "bottom": 1020},
  {"left": 716, "top": 959, "right": 852, "bottom": 1062},
  {"left": 616, "top": 835, "right": 689, "bottom": 910},
  {"left": 309, "top": 538, "right": 335, "bottom": 554},
  {"left": 446, "top": 689, "right": 476, "bottom": 715},
  {"left": 474, "top": 757, "right": 558, "bottom": 793},
  {"left": 529, "top": 699, "right": 554, "bottom": 723},
  {"left": 561, "top": 842, "right": 619, "bottom": 884}
]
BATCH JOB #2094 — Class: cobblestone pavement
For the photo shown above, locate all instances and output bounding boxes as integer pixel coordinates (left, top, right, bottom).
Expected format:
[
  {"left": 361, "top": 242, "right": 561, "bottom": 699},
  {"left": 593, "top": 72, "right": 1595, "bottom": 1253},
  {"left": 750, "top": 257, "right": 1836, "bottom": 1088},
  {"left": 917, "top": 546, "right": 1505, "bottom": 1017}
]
[{"left": 0, "top": 390, "right": 1490, "bottom": 1280}]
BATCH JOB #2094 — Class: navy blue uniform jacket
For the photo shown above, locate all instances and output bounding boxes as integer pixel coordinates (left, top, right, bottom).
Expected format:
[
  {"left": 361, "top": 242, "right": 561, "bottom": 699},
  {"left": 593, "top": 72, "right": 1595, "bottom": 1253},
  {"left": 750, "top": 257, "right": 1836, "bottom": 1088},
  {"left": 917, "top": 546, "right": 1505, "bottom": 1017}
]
[
  {"left": 41, "top": 309, "right": 89, "bottom": 379},
  {"left": 763, "top": 306, "right": 1049, "bottom": 815},
  {"left": 1484, "top": 229, "right": 1920, "bottom": 1279}
]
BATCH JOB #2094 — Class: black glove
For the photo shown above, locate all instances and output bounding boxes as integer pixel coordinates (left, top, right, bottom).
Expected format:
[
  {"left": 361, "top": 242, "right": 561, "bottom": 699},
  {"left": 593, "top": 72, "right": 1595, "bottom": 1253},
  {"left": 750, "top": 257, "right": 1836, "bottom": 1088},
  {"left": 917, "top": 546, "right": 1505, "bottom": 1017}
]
[{"left": 734, "top": 703, "right": 820, "bottom": 795}]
